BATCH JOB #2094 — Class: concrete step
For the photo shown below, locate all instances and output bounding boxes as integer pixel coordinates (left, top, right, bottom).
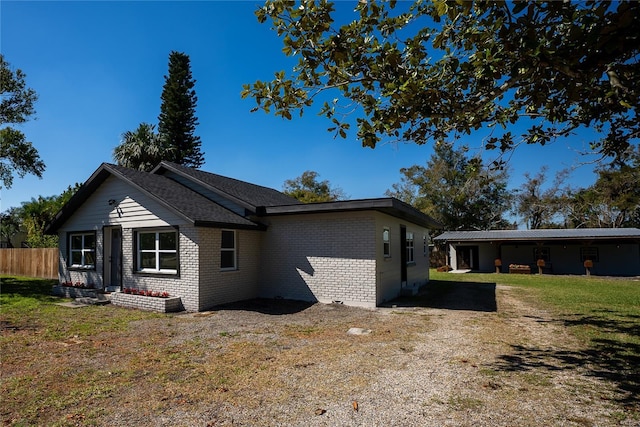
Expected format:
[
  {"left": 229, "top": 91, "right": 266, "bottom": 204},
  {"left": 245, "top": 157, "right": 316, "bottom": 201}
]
[{"left": 74, "top": 296, "right": 111, "bottom": 306}]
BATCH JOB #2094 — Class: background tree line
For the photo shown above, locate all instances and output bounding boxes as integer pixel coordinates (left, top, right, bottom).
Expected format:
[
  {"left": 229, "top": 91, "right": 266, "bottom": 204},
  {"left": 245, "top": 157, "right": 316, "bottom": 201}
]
[
  {"left": 282, "top": 143, "right": 640, "bottom": 234},
  {"left": 3, "top": 141, "right": 639, "bottom": 248}
]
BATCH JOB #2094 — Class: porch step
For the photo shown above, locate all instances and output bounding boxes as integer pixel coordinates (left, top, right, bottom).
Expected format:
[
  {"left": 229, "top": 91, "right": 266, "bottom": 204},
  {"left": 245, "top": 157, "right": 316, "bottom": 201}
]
[{"left": 75, "top": 294, "right": 111, "bottom": 306}]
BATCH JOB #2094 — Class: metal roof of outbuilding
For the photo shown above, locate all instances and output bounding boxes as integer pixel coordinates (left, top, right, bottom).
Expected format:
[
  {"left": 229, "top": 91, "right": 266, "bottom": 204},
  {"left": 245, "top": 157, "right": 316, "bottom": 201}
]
[{"left": 434, "top": 228, "right": 640, "bottom": 242}]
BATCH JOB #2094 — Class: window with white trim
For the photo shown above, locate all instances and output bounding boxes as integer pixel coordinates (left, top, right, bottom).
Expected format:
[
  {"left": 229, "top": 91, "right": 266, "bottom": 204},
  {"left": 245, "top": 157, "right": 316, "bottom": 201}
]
[
  {"left": 382, "top": 227, "right": 391, "bottom": 258},
  {"left": 221, "top": 230, "right": 237, "bottom": 270},
  {"left": 137, "top": 230, "right": 178, "bottom": 273},
  {"left": 69, "top": 232, "right": 95, "bottom": 268},
  {"left": 406, "top": 232, "right": 415, "bottom": 263}
]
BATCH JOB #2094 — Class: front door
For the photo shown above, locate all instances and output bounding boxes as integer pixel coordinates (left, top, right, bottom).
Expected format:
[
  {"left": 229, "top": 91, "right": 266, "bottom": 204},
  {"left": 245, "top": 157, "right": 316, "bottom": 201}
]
[
  {"left": 456, "top": 245, "right": 479, "bottom": 270},
  {"left": 400, "top": 225, "right": 407, "bottom": 285},
  {"left": 109, "top": 227, "right": 122, "bottom": 289}
]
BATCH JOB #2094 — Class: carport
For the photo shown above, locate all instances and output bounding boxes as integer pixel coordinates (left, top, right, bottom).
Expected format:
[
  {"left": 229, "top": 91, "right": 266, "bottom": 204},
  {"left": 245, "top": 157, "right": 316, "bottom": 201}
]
[{"left": 433, "top": 228, "right": 640, "bottom": 276}]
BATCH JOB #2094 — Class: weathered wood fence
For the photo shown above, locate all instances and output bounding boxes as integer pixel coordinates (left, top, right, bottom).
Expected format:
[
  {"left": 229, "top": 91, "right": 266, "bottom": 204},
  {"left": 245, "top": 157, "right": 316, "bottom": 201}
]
[{"left": 0, "top": 248, "right": 58, "bottom": 279}]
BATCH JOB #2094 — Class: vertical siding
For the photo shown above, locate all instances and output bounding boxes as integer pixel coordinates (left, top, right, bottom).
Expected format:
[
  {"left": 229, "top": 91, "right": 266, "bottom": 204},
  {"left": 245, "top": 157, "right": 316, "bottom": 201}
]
[
  {"left": 0, "top": 248, "right": 58, "bottom": 279},
  {"left": 260, "top": 213, "right": 378, "bottom": 308},
  {"left": 499, "top": 242, "right": 640, "bottom": 275}
]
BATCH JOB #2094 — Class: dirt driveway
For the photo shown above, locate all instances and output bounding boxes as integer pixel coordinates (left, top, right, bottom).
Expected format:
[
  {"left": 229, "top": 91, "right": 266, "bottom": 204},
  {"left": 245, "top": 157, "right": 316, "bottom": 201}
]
[{"left": 99, "top": 281, "right": 636, "bottom": 426}]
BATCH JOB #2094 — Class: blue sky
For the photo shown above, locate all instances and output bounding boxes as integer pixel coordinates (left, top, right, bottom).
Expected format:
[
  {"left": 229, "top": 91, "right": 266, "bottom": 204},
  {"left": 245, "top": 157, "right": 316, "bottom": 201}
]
[{"left": 1, "top": 1, "right": 603, "bottom": 222}]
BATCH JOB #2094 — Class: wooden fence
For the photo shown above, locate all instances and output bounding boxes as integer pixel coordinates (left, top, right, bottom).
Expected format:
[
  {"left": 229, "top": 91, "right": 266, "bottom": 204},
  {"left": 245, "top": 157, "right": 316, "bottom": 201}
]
[{"left": 0, "top": 248, "right": 58, "bottom": 280}]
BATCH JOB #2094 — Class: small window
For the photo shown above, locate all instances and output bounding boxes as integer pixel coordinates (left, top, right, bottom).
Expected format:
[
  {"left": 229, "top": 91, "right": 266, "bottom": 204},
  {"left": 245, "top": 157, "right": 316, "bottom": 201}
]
[
  {"left": 423, "top": 234, "right": 428, "bottom": 257},
  {"left": 382, "top": 227, "right": 391, "bottom": 258},
  {"left": 69, "top": 232, "right": 96, "bottom": 268},
  {"left": 221, "top": 230, "right": 237, "bottom": 270},
  {"left": 137, "top": 230, "right": 178, "bottom": 273},
  {"left": 580, "top": 247, "right": 599, "bottom": 262},
  {"left": 406, "top": 232, "right": 415, "bottom": 263},
  {"left": 533, "top": 247, "right": 551, "bottom": 263}
]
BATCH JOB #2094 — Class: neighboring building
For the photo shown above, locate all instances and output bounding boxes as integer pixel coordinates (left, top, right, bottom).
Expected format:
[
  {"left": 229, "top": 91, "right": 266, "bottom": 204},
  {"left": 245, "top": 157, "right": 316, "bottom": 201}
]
[
  {"left": 45, "top": 162, "right": 440, "bottom": 311},
  {"left": 434, "top": 229, "right": 640, "bottom": 276}
]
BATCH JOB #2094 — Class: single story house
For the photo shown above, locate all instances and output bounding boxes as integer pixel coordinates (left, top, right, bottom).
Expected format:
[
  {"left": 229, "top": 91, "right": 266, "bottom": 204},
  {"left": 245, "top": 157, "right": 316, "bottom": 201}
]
[
  {"left": 45, "top": 161, "right": 440, "bottom": 311},
  {"left": 433, "top": 229, "right": 640, "bottom": 276}
]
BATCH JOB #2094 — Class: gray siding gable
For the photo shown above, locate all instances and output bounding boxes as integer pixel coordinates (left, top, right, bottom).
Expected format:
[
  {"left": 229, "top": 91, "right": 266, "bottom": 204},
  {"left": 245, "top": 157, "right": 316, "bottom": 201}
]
[{"left": 45, "top": 163, "right": 262, "bottom": 234}]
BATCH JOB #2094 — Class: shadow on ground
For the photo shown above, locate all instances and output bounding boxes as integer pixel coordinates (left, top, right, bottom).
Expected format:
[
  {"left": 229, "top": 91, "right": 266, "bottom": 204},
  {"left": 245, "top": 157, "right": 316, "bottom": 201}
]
[
  {"left": 387, "top": 280, "right": 497, "bottom": 312},
  {"left": 214, "top": 298, "right": 316, "bottom": 315},
  {"left": 491, "top": 310, "right": 640, "bottom": 408},
  {"left": 0, "top": 276, "right": 58, "bottom": 301}
]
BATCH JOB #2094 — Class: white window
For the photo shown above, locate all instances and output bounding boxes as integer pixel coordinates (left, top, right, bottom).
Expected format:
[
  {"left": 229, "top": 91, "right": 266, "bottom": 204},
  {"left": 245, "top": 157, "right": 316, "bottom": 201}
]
[
  {"left": 69, "top": 232, "right": 95, "bottom": 268},
  {"left": 406, "top": 232, "right": 415, "bottom": 263},
  {"left": 137, "top": 230, "right": 178, "bottom": 273},
  {"left": 383, "top": 227, "right": 391, "bottom": 258},
  {"left": 221, "top": 230, "right": 236, "bottom": 270}
]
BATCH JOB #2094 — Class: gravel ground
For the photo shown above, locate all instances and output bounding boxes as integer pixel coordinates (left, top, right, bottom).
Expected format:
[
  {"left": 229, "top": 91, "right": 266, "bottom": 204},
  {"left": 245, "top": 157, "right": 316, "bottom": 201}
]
[{"left": 102, "top": 282, "right": 637, "bottom": 427}]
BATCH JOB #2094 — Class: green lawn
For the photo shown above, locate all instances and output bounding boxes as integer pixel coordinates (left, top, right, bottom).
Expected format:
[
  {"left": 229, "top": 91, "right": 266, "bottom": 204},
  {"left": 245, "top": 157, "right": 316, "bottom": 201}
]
[{"left": 0, "top": 276, "right": 162, "bottom": 340}]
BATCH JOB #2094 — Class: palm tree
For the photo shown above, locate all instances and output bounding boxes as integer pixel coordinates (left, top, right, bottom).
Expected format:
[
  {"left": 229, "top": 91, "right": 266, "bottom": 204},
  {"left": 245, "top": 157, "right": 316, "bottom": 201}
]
[{"left": 113, "top": 123, "right": 172, "bottom": 171}]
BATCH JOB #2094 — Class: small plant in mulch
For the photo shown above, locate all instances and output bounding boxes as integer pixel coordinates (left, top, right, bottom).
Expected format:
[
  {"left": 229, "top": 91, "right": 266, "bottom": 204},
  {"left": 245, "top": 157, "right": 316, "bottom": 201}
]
[
  {"left": 122, "top": 288, "right": 170, "bottom": 298},
  {"left": 60, "top": 281, "right": 94, "bottom": 289}
]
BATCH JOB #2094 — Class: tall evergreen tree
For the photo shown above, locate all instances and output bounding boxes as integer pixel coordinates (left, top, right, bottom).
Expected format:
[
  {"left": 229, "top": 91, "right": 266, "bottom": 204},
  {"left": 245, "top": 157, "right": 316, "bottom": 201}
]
[{"left": 158, "top": 51, "right": 204, "bottom": 168}]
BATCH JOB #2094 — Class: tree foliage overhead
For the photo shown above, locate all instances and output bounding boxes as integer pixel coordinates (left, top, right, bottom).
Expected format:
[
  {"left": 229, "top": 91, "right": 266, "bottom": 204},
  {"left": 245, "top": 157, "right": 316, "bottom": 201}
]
[
  {"left": 0, "top": 54, "right": 45, "bottom": 189},
  {"left": 283, "top": 170, "right": 347, "bottom": 203},
  {"left": 158, "top": 51, "right": 204, "bottom": 168},
  {"left": 386, "top": 142, "right": 512, "bottom": 231},
  {"left": 243, "top": 0, "right": 639, "bottom": 162}
]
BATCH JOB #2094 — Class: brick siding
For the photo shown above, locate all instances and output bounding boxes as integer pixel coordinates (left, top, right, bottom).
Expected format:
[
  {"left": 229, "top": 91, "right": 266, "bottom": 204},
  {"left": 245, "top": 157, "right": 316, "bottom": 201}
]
[{"left": 260, "top": 213, "right": 378, "bottom": 307}]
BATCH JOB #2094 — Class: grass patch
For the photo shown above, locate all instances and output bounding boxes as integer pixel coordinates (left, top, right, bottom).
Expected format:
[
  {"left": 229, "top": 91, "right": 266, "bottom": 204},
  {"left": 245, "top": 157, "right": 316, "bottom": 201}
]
[{"left": 447, "top": 395, "right": 484, "bottom": 411}]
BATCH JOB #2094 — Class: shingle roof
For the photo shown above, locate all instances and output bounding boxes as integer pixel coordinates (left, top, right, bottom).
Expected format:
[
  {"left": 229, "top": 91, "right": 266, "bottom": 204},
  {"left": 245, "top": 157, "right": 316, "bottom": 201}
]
[
  {"left": 46, "top": 162, "right": 440, "bottom": 234},
  {"left": 434, "top": 228, "right": 640, "bottom": 242},
  {"left": 107, "top": 164, "right": 260, "bottom": 228},
  {"left": 45, "top": 163, "right": 261, "bottom": 233},
  {"left": 152, "top": 162, "right": 300, "bottom": 210}
]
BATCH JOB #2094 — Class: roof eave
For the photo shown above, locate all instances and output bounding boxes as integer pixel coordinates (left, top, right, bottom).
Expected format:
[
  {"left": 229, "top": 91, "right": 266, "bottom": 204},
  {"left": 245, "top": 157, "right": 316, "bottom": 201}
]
[
  {"left": 259, "top": 198, "right": 442, "bottom": 229},
  {"left": 45, "top": 164, "right": 113, "bottom": 234},
  {"left": 193, "top": 220, "right": 266, "bottom": 231}
]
